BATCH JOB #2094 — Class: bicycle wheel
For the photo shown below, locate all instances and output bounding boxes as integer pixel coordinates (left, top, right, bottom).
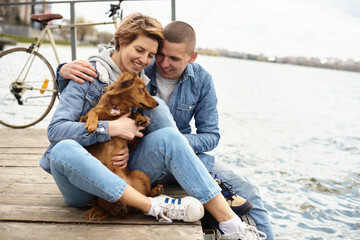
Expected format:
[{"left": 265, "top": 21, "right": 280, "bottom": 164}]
[{"left": 0, "top": 47, "right": 57, "bottom": 128}]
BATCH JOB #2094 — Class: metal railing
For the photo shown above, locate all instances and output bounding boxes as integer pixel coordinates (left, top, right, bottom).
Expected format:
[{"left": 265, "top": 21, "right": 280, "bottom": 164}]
[{"left": 0, "top": 0, "right": 176, "bottom": 60}]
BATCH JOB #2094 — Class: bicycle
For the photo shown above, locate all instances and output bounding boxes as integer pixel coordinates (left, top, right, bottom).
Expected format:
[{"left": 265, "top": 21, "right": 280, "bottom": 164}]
[{"left": 0, "top": 0, "right": 123, "bottom": 128}]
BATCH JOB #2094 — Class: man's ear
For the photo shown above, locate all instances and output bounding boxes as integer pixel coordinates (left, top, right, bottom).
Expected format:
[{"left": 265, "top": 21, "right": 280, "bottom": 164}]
[{"left": 188, "top": 51, "right": 198, "bottom": 64}]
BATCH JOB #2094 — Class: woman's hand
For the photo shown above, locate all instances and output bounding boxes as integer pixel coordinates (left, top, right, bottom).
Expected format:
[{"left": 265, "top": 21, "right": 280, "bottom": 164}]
[
  {"left": 108, "top": 112, "right": 145, "bottom": 140},
  {"left": 112, "top": 145, "right": 129, "bottom": 168},
  {"left": 59, "top": 60, "right": 97, "bottom": 83}
]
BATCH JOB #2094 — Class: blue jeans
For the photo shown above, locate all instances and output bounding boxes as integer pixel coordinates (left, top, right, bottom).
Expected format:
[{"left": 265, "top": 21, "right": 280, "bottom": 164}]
[
  {"left": 212, "top": 161, "right": 275, "bottom": 240},
  {"left": 49, "top": 99, "right": 220, "bottom": 207}
]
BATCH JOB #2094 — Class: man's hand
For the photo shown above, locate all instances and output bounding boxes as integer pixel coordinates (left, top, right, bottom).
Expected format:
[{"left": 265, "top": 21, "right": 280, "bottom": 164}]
[
  {"left": 112, "top": 146, "right": 129, "bottom": 169},
  {"left": 59, "top": 60, "right": 97, "bottom": 83},
  {"left": 108, "top": 112, "right": 145, "bottom": 140}
]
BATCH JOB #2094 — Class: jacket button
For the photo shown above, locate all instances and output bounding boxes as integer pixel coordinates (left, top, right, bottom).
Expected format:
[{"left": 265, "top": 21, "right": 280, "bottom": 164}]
[{"left": 189, "top": 106, "right": 192, "bottom": 110}]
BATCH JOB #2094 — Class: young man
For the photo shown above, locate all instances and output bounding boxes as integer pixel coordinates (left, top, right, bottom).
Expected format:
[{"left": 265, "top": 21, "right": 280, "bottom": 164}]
[{"left": 57, "top": 21, "right": 274, "bottom": 240}]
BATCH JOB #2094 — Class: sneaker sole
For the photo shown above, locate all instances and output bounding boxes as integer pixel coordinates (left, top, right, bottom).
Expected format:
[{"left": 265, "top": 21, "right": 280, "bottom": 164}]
[{"left": 231, "top": 200, "right": 253, "bottom": 216}]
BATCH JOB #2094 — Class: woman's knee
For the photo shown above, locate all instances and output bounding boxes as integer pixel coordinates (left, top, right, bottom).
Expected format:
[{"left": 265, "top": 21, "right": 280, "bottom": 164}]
[{"left": 50, "top": 139, "right": 83, "bottom": 164}]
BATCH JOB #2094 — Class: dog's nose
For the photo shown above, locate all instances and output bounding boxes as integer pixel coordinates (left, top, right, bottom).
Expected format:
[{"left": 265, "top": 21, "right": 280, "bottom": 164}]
[{"left": 156, "top": 101, "right": 159, "bottom": 106}]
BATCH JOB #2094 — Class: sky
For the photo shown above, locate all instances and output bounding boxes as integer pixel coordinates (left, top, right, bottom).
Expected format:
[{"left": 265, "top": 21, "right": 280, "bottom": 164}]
[{"left": 50, "top": 0, "right": 360, "bottom": 61}]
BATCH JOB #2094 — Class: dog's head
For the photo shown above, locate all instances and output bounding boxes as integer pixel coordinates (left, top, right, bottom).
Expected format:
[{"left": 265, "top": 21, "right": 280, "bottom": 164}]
[{"left": 106, "top": 72, "right": 159, "bottom": 110}]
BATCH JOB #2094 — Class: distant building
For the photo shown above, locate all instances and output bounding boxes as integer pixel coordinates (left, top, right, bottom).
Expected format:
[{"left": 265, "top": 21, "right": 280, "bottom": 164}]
[{"left": 1, "top": 0, "right": 52, "bottom": 26}]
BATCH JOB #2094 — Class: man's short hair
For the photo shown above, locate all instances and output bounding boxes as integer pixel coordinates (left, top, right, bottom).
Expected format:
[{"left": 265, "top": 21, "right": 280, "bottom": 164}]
[{"left": 164, "top": 21, "right": 196, "bottom": 54}]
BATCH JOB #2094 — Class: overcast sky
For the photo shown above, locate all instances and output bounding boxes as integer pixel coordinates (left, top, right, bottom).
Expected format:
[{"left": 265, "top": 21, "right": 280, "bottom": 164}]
[{"left": 51, "top": 0, "right": 360, "bottom": 61}]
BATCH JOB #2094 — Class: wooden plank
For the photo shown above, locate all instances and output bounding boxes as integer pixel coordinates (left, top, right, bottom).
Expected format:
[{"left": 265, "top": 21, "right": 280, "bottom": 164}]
[
  {"left": 0, "top": 204, "right": 201, "bottom": 226},
  {"left": 0, "top": 129, "right": 49, "bottom": 147},
  {"left": 0, "top": 183, "right": 61, "bottom": 196},
  {"left": 1, "top": 204, "right": 190, "bottom": 225},
  {"left": 0, "top": 167, "right": 54, "bottom": 184},
  {"left": 0, "top": 158, "right": 40, "bottom": 167},
  {"left": 0, "top": 154, "right": 43, "bottom": 160},
  {"left": 0, "top": 222, "right": 204, "bottom": 240},
  {"left": 0, "top": 147, "right": 47, "bottom": 154}
]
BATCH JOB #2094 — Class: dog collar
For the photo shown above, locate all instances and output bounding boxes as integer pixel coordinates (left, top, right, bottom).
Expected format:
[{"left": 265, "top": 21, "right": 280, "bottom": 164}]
[{"left": 106, "top": 99, "right": 121, "bottom": 114}]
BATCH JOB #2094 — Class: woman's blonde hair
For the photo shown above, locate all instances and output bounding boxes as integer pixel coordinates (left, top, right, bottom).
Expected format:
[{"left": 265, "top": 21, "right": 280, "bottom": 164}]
[{"left": 114, "top": 13, "right": 164, "bottom": 51}]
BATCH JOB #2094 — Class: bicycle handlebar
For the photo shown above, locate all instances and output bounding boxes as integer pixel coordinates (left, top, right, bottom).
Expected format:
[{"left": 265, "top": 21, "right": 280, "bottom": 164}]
[{"left": 107, "top": 0, "right": 124, "bottom": 18}]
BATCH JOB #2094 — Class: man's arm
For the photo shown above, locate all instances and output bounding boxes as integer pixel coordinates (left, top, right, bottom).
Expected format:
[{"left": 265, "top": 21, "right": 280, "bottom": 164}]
[
  {"left": 56, "top": 60, "right": 97, "bottom": 93},
  {"left": 183, "top": 74, "right": 220, "bottom": 154},
  {"left": 60, "top": 60, "right": 97, "bottom": 83}
]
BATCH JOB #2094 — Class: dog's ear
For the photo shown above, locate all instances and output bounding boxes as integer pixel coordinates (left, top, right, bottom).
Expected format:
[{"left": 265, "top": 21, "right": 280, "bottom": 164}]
[
  {"left": 118, "top": 72, "right": 136, "bottom": 88},
  {"left": 120, "top": 78, "right": 136, "bottom": 89},
  {"left": 107, "top": 76, "right": 136, "bottom": 96}
]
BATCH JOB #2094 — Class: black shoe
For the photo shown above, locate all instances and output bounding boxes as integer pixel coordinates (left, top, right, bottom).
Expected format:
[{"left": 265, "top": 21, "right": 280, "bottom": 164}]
[{"left": 214, "top": 175, "right": 253, "bottom": 216}]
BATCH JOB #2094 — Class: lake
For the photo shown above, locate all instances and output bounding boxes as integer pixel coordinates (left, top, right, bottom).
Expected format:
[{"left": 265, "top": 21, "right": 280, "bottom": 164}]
[
  {"left": 2, "top": 44, "right": 360, "bottom": 239},
  {"left": 199, "top": 55, "right": 360, "bottom": 239}
]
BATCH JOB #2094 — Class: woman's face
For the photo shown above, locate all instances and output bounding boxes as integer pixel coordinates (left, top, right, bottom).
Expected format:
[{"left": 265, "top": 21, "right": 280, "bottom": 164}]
[{"left": 112, "top": 34, "right": 158, "bottom": 73}]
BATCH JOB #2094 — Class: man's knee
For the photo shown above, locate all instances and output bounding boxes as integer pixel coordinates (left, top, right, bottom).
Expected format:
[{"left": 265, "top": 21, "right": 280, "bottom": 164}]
[{"left": 152, "top": 127, "right": 185, "bottom": 145}]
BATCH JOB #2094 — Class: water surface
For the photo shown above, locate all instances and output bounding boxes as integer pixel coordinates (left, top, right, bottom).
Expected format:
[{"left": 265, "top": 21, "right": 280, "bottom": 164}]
[{"left": 3, "top": 45, "right": 359, "bottom": 239}]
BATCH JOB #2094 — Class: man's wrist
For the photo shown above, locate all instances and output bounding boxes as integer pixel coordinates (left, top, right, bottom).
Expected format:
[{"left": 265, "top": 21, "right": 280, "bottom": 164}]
[{"left": 56, "top": 63, "right": 67, "bottom": 81}]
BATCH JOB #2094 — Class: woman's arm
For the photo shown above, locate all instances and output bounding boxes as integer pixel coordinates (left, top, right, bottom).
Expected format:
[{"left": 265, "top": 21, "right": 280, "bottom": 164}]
[
  {"left": 48, "top": 77, "right": 144, "bottom": 147},
  {"left": 47, "top": 79, "right": 111, "bottom": 146}
]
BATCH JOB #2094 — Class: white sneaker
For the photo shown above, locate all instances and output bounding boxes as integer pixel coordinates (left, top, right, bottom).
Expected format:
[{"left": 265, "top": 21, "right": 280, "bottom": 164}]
[
  {"left": 153, "top": 195, "right": 204, "bottom": 223},
  {"left": 218, "top": 222, "right": 267, "bottom": 240}
]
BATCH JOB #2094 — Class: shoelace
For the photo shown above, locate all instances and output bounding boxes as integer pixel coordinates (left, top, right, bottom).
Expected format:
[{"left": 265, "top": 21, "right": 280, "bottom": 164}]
[
  {"left": 243, "top": 225, "right": 267, "bottom": 240},
  {"left": 215, "top": 176, "right": 237, "bottom": 201},
  {"left": 217, "top": 224, "right": 267, "bottom": 240},
  {"left": 156, "top": 203, "right": 188, "bottom": 223}
]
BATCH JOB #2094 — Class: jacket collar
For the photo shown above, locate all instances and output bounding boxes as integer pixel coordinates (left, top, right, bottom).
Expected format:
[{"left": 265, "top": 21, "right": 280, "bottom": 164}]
[{"left": 145, "top": 61, "right": 195, "bottom": 85}]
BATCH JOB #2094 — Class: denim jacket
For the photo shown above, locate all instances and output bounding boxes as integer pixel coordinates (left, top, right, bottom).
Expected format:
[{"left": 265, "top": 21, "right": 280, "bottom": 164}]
[
  {"left": 39, "top": 63, "right": 111, "bottom": 173},
  {"left": 145, "top": 62, "right": 220, "bottom": 168}
]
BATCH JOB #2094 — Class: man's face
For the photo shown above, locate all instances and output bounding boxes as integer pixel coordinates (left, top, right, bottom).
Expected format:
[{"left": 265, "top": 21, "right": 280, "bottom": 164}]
[{"left": 155, "top": 40, "right": 197, "bottom": 80}]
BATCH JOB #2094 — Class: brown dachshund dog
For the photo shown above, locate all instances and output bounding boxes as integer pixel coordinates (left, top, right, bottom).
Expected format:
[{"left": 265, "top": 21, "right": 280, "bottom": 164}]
[{"left": 80, "top": 72, "right": 163, "bottom": 221}]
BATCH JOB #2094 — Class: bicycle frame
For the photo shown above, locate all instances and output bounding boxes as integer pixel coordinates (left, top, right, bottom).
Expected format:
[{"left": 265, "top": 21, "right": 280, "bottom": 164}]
[
  {"left": 16, "top": 18, "right": 119, "bottom": 94},
  {"left": 43, "top": 19, "right": 118, "bottom": 64}
]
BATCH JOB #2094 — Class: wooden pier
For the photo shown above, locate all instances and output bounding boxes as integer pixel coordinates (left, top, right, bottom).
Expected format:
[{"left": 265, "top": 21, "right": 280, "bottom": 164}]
[{"left": 0, "top": 129, "right": 204, "bottom": 240}]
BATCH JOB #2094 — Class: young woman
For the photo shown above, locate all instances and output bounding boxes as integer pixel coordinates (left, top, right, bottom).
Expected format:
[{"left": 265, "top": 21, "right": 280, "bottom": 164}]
[{"left": 40, "top": 13, "right": 204, "bottom": 223}]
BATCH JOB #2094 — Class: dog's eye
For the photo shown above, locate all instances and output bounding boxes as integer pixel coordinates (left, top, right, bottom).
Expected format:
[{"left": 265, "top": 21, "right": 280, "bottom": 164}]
[{"left": 141, "top": 88, "right": 146, "bottom": 92}]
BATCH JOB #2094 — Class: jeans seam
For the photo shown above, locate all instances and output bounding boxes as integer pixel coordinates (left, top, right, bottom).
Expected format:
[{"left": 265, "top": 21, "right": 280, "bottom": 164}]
[{"left": 167, "top": 151, "right": 221, "bottom": 204}]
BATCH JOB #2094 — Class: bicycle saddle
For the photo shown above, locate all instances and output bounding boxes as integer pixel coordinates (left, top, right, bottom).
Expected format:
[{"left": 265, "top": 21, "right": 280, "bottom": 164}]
[{"left": 31, "top": 13, "right": 63, "bottom": 23}]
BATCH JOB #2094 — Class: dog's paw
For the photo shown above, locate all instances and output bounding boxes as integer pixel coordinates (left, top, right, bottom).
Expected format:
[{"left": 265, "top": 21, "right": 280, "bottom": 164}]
[
  {"left": 132, "top": 113, "right": 150, "bottom": 127},
  {"left": 110, "top": 200, "right": 128, "bottom": 218},
  {"left": 149, "top": 184, "right": 164, "bottom": 197},
  {"left": 84, "top": 119, "right": 98, "bottom": 133},
  {"left": 79, "top": 115, "right": 87, "bottom": 123},
  {"left": 137, "top": 116, "right": 150, "bottom": 127}
]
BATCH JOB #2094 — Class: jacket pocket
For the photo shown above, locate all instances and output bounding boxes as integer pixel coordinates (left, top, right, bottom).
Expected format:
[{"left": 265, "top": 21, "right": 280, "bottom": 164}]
[
  {"left": 175, "top": 103, "right": 196, "bottom": 128},
  {"left": 84, "top": 90, "right": 101, "bottom": 108},
  {"left": 177, "top": 103, "right": 196, "bottom": 111}
]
